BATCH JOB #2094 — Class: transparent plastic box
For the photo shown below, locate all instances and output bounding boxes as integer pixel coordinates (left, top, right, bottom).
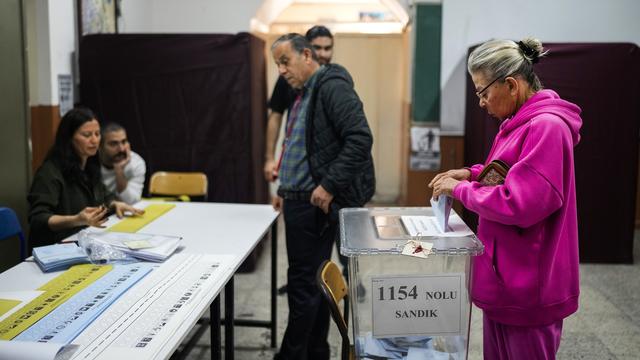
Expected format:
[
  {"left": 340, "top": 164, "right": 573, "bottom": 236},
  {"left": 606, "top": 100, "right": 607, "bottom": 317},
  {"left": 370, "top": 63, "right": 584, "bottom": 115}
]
[{"left": 340, "top": 207, "right": 483, "bottom": 360}]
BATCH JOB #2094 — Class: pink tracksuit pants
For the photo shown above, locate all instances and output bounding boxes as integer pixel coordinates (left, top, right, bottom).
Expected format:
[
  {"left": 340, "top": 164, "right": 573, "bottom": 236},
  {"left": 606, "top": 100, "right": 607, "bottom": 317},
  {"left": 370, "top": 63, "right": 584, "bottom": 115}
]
[{"left": 483, "top": 314, "right": 563, "bottom": 359}]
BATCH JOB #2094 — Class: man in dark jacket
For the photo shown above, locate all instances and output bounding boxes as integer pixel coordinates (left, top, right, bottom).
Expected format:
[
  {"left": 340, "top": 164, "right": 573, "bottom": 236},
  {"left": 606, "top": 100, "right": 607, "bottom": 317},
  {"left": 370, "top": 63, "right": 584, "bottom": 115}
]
[
  {"left": 270, "top": 33, "right": 375, "bottom": 360},
  {"left": 264, "top": 25, "right": 334, "bottom": 182}
]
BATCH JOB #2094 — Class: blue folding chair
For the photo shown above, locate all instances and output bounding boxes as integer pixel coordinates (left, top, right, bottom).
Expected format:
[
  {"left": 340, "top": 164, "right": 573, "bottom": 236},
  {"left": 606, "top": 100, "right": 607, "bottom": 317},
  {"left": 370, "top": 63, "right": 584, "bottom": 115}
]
[{"left": 0, "top": 207, "right": 27, "bottom": 261}]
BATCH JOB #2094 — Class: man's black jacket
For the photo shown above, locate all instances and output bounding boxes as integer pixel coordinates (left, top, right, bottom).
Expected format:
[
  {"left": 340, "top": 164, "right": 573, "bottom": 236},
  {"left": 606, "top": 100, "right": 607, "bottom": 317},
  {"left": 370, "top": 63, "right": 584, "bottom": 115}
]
[{"left": 305, "top": 64, "right": 375, "bottom": 208}]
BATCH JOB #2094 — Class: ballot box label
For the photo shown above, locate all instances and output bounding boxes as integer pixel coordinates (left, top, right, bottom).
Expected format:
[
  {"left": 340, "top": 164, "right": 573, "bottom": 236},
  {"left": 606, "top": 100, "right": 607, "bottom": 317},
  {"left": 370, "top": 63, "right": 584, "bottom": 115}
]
[{"left": 371, "top": 273, "right": 464, "bottom": 337}]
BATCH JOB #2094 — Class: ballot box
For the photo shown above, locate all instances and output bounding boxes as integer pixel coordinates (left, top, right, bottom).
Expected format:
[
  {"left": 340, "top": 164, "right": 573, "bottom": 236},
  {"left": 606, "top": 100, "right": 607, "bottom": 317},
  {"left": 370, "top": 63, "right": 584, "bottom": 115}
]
[{"left": 340, "top": 207, "right": 483, "bottom": 359}]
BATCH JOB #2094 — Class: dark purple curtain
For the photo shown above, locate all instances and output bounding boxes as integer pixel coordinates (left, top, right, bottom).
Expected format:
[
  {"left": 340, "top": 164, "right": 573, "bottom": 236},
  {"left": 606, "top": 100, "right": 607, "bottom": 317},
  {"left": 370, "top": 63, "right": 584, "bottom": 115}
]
[
  {"left": 464, "top": 43, "right": 640, "bottom": 263},
  {"left": 79, "top": 33, "right": 268, "bottom": 204}
]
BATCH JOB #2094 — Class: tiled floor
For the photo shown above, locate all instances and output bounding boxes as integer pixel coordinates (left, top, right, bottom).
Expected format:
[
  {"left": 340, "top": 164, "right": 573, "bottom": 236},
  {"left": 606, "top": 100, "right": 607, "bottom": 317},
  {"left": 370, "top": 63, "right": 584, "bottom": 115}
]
[{"left": 184, "top": 219, "right": 639, "bottom": 359}]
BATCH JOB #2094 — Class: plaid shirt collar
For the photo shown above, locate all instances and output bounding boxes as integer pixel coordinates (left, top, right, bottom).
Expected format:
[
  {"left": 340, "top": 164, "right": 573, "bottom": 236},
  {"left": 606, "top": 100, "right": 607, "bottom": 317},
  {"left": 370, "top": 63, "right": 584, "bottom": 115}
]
[{"left": 296, "top": 65, "right": 324, "bottom": 96}]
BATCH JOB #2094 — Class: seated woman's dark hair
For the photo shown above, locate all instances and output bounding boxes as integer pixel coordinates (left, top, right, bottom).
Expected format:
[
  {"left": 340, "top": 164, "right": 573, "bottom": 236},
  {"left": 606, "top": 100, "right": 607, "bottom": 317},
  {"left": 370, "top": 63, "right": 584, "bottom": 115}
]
[{"left": 47, "top": 107, "right": 101, "bottom": 184}]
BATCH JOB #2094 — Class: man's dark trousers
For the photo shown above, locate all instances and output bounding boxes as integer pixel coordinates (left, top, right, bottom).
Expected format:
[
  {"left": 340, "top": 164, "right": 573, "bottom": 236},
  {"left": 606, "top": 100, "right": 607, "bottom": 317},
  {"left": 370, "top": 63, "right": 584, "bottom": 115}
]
[{"left": 277, "top": 198, "right": 337, "bottom": 360}]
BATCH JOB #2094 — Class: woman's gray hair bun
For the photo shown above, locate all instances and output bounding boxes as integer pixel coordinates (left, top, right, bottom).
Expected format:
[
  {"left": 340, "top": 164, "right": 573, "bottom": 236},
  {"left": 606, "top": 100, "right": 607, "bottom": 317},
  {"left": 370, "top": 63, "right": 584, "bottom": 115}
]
[{"left": 517, "top": 38, "right": 547, "bottom": 64}]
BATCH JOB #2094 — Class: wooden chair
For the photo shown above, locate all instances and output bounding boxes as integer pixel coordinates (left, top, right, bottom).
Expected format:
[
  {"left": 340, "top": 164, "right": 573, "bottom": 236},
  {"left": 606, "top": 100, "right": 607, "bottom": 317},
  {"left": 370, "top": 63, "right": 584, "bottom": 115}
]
[
  {"left": 148, "top": 171, "right": 208, "bottom": 201},
  {"left": 317, "top": 260, "right": 354, "bottom": 360},
  {"left": 0, "top": 207, "right": 27, "bottom": 260}
]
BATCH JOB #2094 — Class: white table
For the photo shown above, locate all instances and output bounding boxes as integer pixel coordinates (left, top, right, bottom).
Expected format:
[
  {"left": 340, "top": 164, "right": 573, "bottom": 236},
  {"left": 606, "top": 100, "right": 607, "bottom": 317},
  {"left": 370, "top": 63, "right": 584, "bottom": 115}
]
[
  {"left": 130, "top": 201, "right": 278, "bottom": 257},
  {"left": 128, "top": 201, "right": 280, "bottom": 360},
  {"left": 0, "top": 201, "right": 279, "bottom": 360}
]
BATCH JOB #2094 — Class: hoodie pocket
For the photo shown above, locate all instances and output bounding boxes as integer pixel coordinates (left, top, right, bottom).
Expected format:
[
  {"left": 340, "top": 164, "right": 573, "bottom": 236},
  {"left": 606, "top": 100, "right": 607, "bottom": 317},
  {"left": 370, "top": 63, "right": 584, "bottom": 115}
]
[
  {"left": 492, "top": 227, "right": 542, "bottom": 309},
  {"left": 471, "top": 237, "right": 505, "bottom": 306},
  {"left": 492, "top": 237, "right": 504, "bottom": 284}
]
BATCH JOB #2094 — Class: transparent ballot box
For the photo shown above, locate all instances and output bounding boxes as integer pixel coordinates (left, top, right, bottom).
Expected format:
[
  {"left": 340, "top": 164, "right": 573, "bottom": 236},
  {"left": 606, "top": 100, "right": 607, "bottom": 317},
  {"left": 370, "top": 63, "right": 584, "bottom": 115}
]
[{"left": 340, "top": 207, "right": 483, "bottom": 360}]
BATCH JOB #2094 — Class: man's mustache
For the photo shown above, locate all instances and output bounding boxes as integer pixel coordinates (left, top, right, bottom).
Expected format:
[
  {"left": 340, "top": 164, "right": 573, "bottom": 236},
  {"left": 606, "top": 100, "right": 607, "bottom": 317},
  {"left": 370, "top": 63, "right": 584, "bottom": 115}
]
[{"left": 112, "top": 152, "right": 127, "bottom": 160}]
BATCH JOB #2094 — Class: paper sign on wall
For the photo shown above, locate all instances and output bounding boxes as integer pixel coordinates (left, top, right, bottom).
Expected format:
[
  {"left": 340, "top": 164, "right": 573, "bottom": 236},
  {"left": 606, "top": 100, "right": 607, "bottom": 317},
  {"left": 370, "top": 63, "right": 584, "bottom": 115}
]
[
  {"left": 410, "top": 126, "right": 441, "bottom": 171},
  {"left": 58, "top": 74, "right": 73, "bottom": 117}
]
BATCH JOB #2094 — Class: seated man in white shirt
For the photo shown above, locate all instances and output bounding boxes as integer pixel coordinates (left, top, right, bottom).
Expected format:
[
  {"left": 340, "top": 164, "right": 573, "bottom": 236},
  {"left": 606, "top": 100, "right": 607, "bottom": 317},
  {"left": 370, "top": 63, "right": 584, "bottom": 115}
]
[{"left": 99, "top": 123, "right": 146, "bottom": 205}]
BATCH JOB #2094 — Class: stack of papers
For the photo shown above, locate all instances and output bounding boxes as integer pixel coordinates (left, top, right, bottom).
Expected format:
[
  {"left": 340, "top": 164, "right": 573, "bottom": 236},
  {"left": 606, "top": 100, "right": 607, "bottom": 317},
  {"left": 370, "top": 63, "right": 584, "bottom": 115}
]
[
  {"left": 82, "top": 232, "right": 182, "bottom": 262},
  {"left": 32, "top": 243, "right": 90, "bottom": 272},
  {"left": 361, "top": 333, "right": 460, "bottom": 359}
]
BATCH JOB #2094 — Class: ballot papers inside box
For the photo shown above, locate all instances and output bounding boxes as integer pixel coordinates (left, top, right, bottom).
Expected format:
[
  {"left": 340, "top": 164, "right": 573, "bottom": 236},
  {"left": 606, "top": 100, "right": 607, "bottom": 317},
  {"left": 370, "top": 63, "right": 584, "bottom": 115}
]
[{"left": 340, "top": 207, "right": 483, "bottom": 360}]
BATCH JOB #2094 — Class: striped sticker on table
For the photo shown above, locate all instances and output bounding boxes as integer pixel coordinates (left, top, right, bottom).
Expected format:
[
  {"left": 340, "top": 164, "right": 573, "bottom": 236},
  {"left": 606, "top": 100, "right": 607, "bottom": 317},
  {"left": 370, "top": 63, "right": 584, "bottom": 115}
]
[
  {"left": 69, "top": 254, "right": 235, "bottom": 359},
  {"left": 107, "top": 204, "right": 175, "bottom": 233},
  {"left": 0, "top": 264, "right": 112, "bottom": 340},
  {"left": 14, "top": 262, "right": 154, "bottom": 344}
]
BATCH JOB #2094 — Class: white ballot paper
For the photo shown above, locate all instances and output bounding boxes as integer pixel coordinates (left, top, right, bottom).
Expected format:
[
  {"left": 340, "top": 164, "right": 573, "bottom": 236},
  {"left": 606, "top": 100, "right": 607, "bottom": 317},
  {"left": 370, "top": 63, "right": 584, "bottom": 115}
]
[
  {"left": 400, "top": 214, "right": 473, "bottom": 238},
  {"left": 0, "top": 341, "right": 78, "bottom": 360},
  {"left": 430, "top": 195, "right": 453, "bottom": 232}
]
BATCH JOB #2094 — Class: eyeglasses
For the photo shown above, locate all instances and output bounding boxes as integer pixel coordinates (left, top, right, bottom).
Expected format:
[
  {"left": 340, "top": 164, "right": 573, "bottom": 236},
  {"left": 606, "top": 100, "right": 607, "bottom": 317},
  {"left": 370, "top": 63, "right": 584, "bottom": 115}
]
[{"left": 475, "top": 75, "right": 503, "bottom": 100}]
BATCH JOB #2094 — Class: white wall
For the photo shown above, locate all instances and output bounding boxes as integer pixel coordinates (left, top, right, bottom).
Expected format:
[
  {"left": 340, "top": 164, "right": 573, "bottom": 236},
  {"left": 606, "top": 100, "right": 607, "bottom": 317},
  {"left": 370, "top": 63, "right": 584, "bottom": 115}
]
[
  {"left": 441, "top": 0, "right": 640, "bottom": 134},
  {"left": 27, "top": 0, "right": 76, "bottom": 106},
  {"left": 49, "top": 0, "right": 76, "bottom": 104},
  {"left": 119, "top": 0, "right": 263, "bottom": 33}
]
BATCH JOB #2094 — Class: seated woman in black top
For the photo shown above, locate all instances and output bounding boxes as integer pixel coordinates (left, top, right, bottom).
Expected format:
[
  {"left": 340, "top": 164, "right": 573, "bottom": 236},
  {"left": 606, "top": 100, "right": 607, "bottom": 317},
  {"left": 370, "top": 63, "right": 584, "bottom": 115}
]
[{"left": 28, "top": 107, "right": 143, "bottom": 248}]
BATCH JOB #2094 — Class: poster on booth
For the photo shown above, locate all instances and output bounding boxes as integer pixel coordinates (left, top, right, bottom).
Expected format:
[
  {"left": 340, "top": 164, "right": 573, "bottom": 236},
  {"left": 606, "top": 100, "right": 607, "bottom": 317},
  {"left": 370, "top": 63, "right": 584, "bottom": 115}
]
[
  {"left": 371, "top": 273, "right": 465, "bottom": 338},
  {"left": 409, "top": 126, "right": 441, "bottom": 171}
]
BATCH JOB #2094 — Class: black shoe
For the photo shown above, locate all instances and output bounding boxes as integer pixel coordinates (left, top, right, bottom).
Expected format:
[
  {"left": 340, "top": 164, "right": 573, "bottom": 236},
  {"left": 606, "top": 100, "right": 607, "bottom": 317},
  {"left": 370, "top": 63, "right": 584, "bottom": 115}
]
[{"left": 277, "top": 284, "right": 288, "bottom": 295}]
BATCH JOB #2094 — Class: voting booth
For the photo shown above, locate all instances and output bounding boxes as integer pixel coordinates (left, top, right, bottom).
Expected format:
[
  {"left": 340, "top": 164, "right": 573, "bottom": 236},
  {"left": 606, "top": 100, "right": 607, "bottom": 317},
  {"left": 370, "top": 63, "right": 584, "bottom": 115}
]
[{"left": 340, "top": 207, "right": 483, "bottom": 359}]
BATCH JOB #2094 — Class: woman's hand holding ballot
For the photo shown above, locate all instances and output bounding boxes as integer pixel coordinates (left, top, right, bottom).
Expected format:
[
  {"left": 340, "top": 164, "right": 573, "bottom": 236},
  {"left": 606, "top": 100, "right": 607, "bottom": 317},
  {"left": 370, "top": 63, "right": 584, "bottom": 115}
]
[{"left": 428, "top": 168, "right": 470, "bottom": 199}]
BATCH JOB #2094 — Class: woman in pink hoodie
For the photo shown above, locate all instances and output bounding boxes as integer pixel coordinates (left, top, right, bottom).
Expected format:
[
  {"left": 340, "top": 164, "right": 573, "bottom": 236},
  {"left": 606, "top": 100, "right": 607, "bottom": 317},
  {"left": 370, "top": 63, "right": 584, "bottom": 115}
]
[{"left": 429, "top": 38, "right": 582, "bottom": 359}]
